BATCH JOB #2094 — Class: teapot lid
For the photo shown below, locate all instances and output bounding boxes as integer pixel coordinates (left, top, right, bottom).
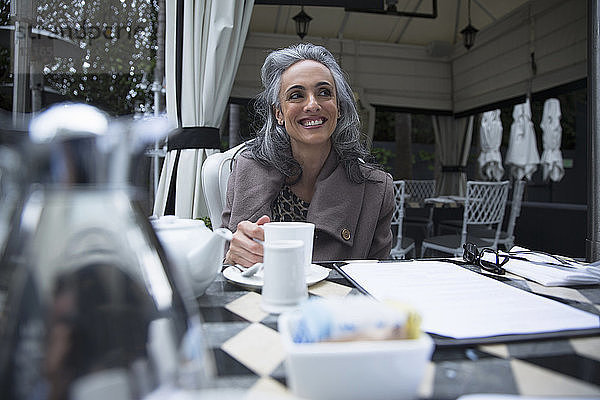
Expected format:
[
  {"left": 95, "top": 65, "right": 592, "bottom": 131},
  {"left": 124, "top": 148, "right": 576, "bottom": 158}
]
[{"left": 151, "top": 215, "right": 207, "bottom": 231}]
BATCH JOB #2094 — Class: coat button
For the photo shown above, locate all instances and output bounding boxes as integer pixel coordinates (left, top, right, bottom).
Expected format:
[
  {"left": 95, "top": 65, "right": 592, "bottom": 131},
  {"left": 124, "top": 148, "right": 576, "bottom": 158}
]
[{"left": 341, "top": 228, "right": 351, "bottom": 241}]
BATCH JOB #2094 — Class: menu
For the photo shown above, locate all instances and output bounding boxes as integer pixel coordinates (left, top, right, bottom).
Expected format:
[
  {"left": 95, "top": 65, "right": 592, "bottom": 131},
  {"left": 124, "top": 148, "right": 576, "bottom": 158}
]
[{"left": 338, "top": 260, "right": 599, "bottom": 340}]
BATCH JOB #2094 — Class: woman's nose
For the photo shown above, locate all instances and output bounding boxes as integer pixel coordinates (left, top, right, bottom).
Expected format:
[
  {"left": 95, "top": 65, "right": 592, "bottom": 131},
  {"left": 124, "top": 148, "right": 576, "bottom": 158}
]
[{"left": 304, "top": 94, "right": 321, "bottom": 112}]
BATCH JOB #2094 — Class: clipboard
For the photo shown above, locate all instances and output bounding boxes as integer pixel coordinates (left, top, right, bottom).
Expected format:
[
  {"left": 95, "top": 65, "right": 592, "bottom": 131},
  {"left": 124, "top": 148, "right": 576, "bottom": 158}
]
[{"left": 331, "top": 260, "right": 600, "bottom": 348}]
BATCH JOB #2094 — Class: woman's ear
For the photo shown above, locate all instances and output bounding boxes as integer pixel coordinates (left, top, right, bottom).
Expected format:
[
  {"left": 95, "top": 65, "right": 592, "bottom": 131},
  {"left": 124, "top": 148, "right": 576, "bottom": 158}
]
[{"left": 274, "top": 106, "right": 284, "bottom": 126}]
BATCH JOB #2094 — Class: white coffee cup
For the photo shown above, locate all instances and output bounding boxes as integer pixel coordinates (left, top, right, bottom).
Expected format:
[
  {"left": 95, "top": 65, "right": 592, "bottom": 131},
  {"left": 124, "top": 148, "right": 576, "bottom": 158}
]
[
  {"left": 263, "top": 222, "right": 315, "bottom": 274},
  {"left": 261, "top": 239, "right": 308, "bottom": 314}
]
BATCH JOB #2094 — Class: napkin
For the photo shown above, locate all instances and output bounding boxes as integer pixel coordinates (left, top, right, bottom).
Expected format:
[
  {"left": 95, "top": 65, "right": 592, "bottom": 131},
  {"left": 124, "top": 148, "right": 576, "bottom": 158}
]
[{"left": 425, "top": 196, "right": 455, "bottom": 204}]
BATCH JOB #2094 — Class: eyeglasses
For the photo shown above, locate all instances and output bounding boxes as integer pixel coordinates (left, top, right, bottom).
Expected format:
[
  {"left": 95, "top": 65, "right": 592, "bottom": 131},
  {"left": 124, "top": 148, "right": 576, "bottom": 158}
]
[
  {"left": 462, "top": 243, "right": 507, "bottom": 275},
  {"left": 462, "top": 242, "right": 577, "bottom": 275}
]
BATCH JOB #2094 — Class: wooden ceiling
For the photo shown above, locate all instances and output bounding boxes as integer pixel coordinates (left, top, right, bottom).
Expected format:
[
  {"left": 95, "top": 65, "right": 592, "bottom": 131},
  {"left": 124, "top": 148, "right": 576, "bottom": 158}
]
[{"left": 250, "top": 0, "right": 531, "bottom": 47}]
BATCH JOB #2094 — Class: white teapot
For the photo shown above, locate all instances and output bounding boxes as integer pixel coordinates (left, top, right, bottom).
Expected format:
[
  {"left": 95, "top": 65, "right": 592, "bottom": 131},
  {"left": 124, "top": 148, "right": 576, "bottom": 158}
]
[{"left": 152, "top": 216, "right": 232, "bottom": 297}]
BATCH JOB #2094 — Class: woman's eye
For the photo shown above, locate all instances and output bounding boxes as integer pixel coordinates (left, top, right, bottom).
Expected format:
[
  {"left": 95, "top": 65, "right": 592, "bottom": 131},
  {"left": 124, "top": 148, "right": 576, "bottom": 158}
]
[
  {"left": 288, "top": 92, "right": 303, "bottom": 100},
  {"left": 318, "top": 88, "right": 332, "bottom": 97}
]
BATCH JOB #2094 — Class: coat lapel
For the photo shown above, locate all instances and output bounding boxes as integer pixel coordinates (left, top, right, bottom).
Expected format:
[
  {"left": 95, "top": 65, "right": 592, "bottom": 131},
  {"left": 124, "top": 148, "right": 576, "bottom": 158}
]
[
  {"left": 308, "top": 150, "right": 364, "bottom": 248},
  {"left": 231, "top": 155, "right": 284, "bottom": 224}
]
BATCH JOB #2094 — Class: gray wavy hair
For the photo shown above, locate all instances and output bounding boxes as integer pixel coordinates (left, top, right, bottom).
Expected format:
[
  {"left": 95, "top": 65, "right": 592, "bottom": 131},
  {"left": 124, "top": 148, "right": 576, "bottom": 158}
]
[{"left": 246, "top": 42, "right": 374, "bottom": 184}]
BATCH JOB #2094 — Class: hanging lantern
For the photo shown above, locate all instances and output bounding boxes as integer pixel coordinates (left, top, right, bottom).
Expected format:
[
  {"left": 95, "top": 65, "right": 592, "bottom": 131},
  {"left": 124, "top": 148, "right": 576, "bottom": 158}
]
[
  {"left": 293, "top": 6, "right": 312, "bottom": 40},
  {"left": 461, "top": 0, "right": 478, "bottom": 50},
  {"left": 461, "top": 24, "right": 478, "bottom": 50}
]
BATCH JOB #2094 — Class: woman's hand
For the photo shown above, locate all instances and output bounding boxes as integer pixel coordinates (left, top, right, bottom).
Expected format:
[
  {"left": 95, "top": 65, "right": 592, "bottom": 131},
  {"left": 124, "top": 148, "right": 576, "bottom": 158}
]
[{"left": 225, "top": 215, "right": 270, "bottom": 267}]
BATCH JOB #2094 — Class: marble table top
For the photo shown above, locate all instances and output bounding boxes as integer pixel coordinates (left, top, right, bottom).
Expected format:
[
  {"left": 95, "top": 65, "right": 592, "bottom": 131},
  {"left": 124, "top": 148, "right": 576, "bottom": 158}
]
[{"left": 196, "top": 263, "right": 600, "bottom": 399}]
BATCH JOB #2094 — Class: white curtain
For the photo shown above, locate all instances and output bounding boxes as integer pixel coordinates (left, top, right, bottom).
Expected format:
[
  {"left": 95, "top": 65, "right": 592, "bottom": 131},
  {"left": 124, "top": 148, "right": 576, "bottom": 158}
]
[
  {"left": 505, "top": 99, "right": 540, "bottom": 181},
  {"left": 478, "top": 109, "right": 504, "bottom": 181},
  {"left": 432, "top": 115, "right": 474, "bottom": 197},
  {"left": 540, "top": 98, "right": 565, "bottom": 182},
  {"left": 153, "top": 0, "right": 254, "bottom": 219}
]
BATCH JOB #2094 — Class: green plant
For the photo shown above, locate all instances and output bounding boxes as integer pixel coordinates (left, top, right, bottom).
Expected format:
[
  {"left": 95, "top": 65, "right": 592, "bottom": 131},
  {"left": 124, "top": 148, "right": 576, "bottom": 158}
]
[
  {"left": 197, "top": 216, "right": 212, "bottom": 230},
  {"left": 417, "top": 150, "right": 436, "bottom": 171},
  {"left": 371, "top": 147, "right": 395, "bottom": 173}
]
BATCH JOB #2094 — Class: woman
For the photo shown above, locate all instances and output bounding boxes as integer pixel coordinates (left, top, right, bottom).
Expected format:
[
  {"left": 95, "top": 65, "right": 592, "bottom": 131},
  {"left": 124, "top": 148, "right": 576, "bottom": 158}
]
[{"left": 222, "top": 43, "right": 393, "bottom": 267}]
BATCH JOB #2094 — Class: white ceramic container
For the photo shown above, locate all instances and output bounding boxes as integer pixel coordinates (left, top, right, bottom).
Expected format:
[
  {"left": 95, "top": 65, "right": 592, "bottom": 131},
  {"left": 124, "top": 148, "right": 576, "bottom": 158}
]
[{"left": 278, "top": 311, "right": 434, "bottom": 400}]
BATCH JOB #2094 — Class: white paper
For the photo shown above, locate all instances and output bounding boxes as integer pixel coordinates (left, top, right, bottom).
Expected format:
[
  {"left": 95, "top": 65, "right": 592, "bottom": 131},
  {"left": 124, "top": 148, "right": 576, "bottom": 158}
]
[
  {"left": 458, "top": 395, "right": 599, "bottom": 400},
  {"left": 485, "top": 246, "right": 600, "bottom": 286},
  {"left": 340, "top": 261, "right": 599, "bottom": 339}
]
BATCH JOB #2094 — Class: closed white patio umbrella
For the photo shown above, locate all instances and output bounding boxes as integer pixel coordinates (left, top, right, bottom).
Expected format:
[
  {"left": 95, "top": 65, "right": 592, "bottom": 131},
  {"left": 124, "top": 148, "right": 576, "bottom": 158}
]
[
  {"left": 478, "top": 109, "right": 504, "bottom": 181},
  {"left": 540, "top": 98, "right": 565, "bottom": 182},
  {"left": 153, "top": 0, "right": 254, "bottom": 219},
  {"left": 505, "top": 99, "right": 540, "bottom": 180}
]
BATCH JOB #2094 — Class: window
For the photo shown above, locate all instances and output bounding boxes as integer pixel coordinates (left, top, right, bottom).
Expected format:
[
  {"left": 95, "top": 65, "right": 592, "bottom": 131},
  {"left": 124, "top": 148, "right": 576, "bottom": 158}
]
[
  {"left": 1, "top": 0, "right": 161, "bottom": 117},
  {"left": 373, "top": 109, "right": 436, "bottom": 179}
]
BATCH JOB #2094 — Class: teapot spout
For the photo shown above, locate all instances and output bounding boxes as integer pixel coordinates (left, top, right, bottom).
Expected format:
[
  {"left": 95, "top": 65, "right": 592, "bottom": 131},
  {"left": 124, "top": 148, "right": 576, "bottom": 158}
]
[
  {"left": 211, "top": 227, "right": 233, "bottom": 264},
  {"left": 214, "top": 227, "right": 234, "bottom": 240}
]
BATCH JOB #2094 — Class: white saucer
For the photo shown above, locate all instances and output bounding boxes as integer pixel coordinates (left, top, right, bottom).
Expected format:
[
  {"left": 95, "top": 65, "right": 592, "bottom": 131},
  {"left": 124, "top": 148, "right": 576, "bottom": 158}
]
[{"left": 222, "top": 263, "right": 329, "bottom": 290}]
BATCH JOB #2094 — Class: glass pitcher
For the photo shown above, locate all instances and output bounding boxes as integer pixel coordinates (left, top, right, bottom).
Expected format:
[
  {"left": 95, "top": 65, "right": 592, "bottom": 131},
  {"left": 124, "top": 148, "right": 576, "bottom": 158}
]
[
  {"left": 0, "top": 103, "right": 213, "bottom": 400},
  {"left": 0, "top": 144, "right": 26, "bottom": 265}
]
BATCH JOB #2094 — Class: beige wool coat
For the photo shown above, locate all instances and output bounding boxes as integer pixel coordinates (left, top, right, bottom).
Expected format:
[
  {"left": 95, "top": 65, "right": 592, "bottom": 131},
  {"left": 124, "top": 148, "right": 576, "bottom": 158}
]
[{"left": 221, "top": 149, "right": 394, "bottom": 261}]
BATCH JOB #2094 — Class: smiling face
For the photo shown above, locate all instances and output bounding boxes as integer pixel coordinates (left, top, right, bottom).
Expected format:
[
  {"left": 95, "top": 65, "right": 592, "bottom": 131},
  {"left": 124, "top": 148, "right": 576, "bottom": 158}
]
[{"left": 275, "top": 60, "right": 339, "bottom": 151}]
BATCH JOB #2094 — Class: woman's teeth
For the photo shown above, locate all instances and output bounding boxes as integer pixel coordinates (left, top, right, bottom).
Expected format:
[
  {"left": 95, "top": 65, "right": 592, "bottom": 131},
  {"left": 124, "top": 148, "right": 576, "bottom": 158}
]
[{"left": 303, "top": 119, "right": 323, "bottom": 127}]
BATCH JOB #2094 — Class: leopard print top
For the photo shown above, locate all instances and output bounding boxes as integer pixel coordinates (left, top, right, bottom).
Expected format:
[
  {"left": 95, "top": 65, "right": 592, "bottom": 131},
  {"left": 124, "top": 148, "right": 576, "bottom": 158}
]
[{"left": 271, "top": 185, "right": 310, "bottom": 222}]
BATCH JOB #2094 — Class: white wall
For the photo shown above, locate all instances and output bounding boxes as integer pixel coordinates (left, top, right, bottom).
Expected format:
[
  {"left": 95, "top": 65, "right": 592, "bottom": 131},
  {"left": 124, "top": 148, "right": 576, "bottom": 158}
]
[
  {"left": 452, "top": 0, "right": 586, "bottom": 114},
  {"left": 231, "top": 33, "right": 453, "bottom": 111},
  {"left": 231, "top": 0, "right": 586, "bottom": 115}
]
